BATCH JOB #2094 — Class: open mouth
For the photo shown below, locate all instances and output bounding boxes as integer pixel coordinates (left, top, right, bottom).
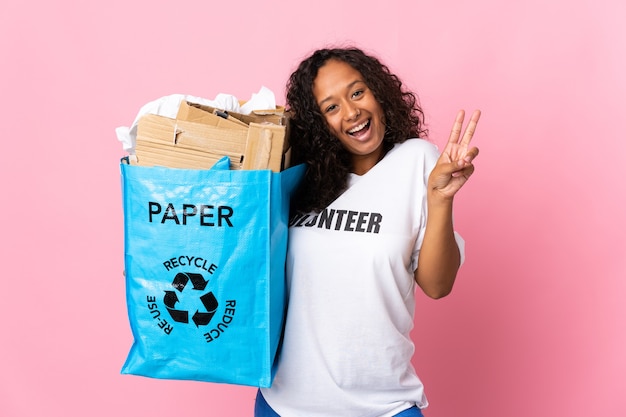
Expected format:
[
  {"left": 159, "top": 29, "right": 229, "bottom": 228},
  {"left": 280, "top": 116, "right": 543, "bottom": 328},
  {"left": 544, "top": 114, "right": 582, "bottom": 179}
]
[{"left": 347, "top": 119, "right": 370, "bottom": 137}]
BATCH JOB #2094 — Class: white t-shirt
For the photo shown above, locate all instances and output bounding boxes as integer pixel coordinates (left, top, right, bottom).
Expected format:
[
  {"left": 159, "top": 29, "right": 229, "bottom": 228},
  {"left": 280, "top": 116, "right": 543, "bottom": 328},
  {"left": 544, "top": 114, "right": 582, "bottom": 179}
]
[{"left": 261, "top": 139, "right": 465, "bottom": 417}]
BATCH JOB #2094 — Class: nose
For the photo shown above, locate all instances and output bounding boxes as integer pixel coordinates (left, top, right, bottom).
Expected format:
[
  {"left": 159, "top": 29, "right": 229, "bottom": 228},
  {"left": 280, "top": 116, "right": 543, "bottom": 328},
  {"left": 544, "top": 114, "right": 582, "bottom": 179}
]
[{"left": 343, "top": 102, "right": 360, "bottom": 121}]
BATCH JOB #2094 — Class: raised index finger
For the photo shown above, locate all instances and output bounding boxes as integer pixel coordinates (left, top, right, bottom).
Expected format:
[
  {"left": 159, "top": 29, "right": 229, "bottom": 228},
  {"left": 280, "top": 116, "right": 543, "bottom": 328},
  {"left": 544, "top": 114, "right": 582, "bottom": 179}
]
[{"left": 448, "top": 110, "right": 466, "bottom": 145}]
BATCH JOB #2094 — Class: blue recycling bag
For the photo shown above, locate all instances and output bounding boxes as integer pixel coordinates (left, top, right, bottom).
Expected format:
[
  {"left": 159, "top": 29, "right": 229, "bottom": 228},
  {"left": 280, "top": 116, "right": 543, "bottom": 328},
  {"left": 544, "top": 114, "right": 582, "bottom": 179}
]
[{"left": 120, "top": 157, "right": 304, "bottom": 387}]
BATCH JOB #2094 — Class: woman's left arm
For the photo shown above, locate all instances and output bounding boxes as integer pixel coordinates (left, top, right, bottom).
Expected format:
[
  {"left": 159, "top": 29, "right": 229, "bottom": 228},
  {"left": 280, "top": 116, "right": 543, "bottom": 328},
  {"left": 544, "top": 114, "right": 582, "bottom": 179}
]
[{"left": 415, "top": 110, "right": 481, "bottom": 299}]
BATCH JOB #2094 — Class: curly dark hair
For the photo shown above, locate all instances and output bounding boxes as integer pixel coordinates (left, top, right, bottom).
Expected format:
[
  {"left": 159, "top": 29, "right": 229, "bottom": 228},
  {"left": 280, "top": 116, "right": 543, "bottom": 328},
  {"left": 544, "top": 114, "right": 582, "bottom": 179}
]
[{"left": 286, "top": 47, "right": 427, "bottom": 213}]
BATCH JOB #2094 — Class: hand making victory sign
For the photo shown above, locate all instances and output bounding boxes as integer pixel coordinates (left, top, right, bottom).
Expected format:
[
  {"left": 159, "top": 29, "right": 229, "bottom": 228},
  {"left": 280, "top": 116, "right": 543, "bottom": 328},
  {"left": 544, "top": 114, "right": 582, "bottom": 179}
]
[
  {"left": 415, "top": 109, "right": 481, "bottom": 297},
  {"left": 428, "top": 109, "right": 481, "bottom": 199}
]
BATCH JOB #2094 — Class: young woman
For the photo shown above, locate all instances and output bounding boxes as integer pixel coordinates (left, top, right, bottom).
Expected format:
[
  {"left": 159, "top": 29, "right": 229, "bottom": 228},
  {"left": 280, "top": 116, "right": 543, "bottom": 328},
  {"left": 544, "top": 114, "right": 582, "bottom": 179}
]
[{"left": 255, "top": 47, "right": 481, "bottom": 417}]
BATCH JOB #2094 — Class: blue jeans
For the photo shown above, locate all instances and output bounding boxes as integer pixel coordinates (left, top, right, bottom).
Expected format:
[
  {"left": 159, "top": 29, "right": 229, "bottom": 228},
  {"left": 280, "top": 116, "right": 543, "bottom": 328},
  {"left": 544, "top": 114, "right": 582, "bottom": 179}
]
[{"left": 254, "top": 391, "right": 424, "bottom": 417}]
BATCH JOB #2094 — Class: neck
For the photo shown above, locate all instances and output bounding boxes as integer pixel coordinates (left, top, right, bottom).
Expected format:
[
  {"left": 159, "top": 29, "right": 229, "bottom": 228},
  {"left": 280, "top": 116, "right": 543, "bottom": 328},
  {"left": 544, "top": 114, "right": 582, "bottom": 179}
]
[{"left": 351, "top": 143, "right": 389, "bottom": 175}]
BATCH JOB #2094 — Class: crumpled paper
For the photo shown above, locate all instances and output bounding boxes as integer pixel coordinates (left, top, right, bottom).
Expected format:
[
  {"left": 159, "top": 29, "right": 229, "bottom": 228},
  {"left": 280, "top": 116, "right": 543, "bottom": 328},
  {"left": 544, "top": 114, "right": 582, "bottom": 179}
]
[{"left": 116, "top": 86, "right": 277, "bottom": 154}]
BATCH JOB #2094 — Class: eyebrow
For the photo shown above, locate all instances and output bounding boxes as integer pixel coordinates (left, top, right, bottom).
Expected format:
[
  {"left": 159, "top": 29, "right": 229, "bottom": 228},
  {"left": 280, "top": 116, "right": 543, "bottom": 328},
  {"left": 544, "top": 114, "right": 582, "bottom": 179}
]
[{"left": 317, "top": 79, "right": 365, "bottom": 107}]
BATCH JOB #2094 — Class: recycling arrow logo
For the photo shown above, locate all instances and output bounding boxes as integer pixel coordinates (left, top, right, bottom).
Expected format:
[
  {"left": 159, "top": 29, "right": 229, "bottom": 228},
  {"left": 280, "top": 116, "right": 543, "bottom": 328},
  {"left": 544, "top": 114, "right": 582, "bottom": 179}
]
[{"left": 163, "top": 272, "right": 218, "bottom": 327}]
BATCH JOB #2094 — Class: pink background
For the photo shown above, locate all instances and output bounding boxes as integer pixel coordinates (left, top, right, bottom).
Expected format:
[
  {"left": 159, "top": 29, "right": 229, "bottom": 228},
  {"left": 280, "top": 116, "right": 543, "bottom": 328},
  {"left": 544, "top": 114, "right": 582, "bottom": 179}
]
[{"left": 1, "top": 1, "right": 624, "bottom": 416}]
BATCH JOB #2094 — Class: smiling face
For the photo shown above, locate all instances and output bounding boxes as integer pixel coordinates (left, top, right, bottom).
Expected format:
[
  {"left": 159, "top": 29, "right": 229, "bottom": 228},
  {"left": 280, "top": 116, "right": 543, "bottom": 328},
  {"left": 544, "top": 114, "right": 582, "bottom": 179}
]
[{"left": 313, "top": 59, "right": 386, "bottom": 175}]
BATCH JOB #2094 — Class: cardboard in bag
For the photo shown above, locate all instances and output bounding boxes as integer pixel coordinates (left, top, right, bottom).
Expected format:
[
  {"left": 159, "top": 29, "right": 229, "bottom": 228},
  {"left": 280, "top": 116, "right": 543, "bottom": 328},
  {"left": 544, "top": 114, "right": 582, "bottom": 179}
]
[{"left": 132, "top": 101, "right": 291, "bottom": 172}]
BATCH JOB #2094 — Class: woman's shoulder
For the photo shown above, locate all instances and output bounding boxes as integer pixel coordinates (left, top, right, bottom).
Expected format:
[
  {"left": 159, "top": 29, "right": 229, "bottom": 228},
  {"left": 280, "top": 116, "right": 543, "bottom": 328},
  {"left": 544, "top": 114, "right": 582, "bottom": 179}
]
[
  {"left": 397, "top": 137, "right": 438, "bottom": 151},
  {"left": 392, "top": 138, "right": 440, "bottom": 161}
]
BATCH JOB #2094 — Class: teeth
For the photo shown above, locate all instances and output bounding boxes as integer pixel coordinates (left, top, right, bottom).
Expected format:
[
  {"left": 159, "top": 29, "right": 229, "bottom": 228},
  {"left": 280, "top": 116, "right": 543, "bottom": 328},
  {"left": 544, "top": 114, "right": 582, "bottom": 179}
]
[{"left": 348, "top": 121, "right": 368, "bottom": 134}]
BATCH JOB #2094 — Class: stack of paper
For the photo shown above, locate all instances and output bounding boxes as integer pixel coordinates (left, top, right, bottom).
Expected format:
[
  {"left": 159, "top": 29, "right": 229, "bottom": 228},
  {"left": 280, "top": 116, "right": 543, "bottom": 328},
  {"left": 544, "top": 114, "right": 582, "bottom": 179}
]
[{"left": 132, "top": 101, "right": 290, "bottom": 172}]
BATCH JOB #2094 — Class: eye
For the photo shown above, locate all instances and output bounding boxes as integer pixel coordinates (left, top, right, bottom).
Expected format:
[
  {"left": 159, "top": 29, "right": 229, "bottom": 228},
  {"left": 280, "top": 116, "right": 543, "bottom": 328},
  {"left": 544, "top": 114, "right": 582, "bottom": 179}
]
[
  {"left": 324, "top": 104, "right": 338, "bottom": 113},
  {"left": 352, "top": 89, "right": 364, "bottom": 99}
]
